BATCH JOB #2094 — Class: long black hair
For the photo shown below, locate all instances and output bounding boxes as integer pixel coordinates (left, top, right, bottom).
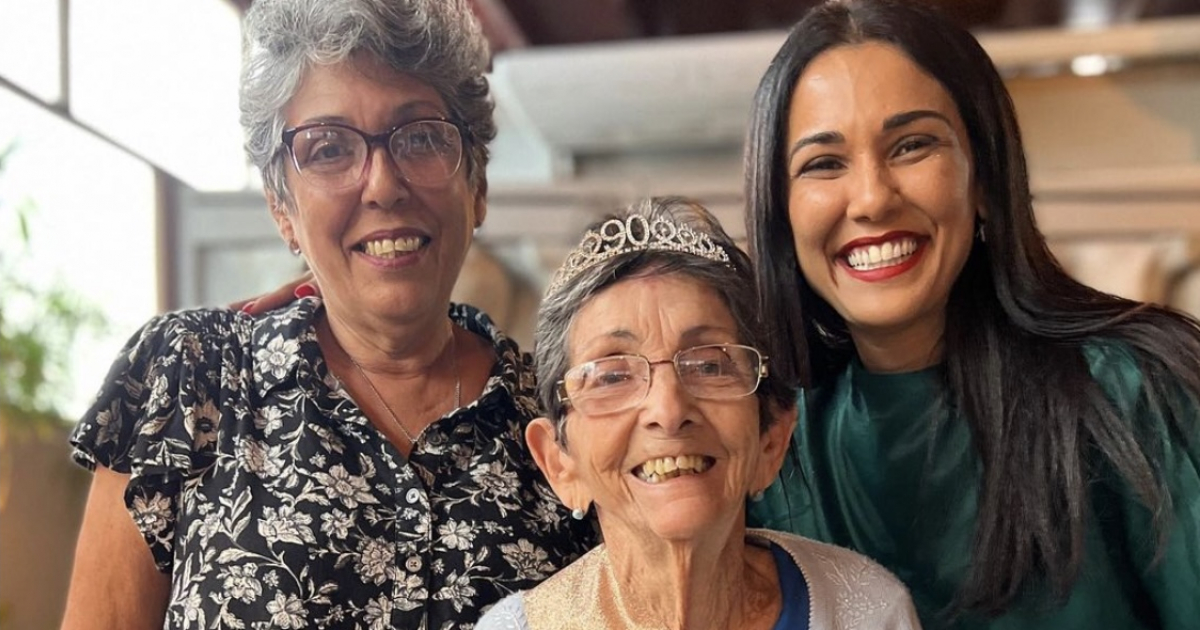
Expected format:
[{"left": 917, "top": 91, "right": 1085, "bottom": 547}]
[{"left": 745, "top": 0, "right": 1200, "bottom": 618}]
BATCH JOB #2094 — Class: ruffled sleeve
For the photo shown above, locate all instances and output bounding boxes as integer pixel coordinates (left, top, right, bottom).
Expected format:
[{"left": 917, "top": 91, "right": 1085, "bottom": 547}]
[{"left": 69, "top": 309, "right": 246, "bottom": 570}]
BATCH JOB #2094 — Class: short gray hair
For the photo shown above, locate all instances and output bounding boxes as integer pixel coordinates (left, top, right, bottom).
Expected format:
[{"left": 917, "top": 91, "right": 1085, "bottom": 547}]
[
  {"left": 534, "top": 197, "right": 793, "bottom": 442},
  {"left": 240, "top": 0, "right": 496, "bottom": 203}
]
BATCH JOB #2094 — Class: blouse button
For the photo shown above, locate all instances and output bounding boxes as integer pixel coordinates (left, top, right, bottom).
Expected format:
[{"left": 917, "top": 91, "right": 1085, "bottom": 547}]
[
  {"left": 405, "top": 556, "right": 423, "bottom": 572},
  {"left": 405, "top": 488, "right": 422, "bottom": 504}
]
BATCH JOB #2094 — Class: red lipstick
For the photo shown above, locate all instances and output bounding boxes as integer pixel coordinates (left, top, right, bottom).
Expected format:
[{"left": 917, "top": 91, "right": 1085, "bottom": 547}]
[{"left": 836, "top": 232, "right": 926, "bottom": 283}]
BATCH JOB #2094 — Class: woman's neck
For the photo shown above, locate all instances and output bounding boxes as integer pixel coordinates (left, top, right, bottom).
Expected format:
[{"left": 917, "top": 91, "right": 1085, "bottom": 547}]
[
  {"left": 601, "top": 528, "right": 780, "bottom": 630},
  {"left": 320, "top": 304, "right": 455, "bottom": 375},
  {"left": 850, "top": 311, "right": 946, "bottom": 373},
  {"left": 316, "top": 305, "right": 467, "bottom": 456}
]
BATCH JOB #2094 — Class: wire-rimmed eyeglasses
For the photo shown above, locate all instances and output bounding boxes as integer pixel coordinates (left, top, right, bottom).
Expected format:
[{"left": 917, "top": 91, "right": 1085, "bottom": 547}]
[
  {"left": 556, "top": 344, "right": 768, "bottom": 417},
  {"left": 280, "top": 118, "right": 466, "bottom": 190}
]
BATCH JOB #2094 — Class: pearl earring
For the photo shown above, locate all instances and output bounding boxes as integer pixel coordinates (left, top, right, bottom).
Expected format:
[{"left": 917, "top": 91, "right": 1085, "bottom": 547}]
[{"left": 571, "top": 507, "right": 586, "bottom": 520}]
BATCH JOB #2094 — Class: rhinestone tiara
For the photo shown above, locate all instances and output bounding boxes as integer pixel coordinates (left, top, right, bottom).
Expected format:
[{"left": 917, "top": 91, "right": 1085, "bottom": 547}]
[{"left": 544, "top": 213, "right": 731, "bottom": 295}]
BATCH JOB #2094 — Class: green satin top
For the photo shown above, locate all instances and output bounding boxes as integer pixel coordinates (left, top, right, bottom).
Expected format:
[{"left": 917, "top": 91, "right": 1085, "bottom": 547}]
[{"left": 749, "top": 342, "right": 1200, "bottom": 630}]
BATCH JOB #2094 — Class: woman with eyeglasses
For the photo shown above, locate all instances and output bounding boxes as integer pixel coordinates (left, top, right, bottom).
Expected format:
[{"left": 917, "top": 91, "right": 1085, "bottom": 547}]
[
  {"left": 476, "top": 197, "right": 921, "bottom": 630},
  {"left": 60, "top": 1, "right": 593, "bottom": 628}
]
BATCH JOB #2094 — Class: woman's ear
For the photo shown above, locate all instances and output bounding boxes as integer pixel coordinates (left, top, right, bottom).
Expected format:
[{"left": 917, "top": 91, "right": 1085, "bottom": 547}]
[
  {"left": 471, "top": 175, "right": 488, "bottom": 229},
  {"left": 754, "top": 403, "right": 797, "bottom": 493},
  {"left": 526, "top": 417, "right": 588, "bottom": 510},
  {"left": 973, "top": 185, "right": 988, "bottom": 223},
  {"left": 267, "top": 189, "right": 297, "bottom": 248}
]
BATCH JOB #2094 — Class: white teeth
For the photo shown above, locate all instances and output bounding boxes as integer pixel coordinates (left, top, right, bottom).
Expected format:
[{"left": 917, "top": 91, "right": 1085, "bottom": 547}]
[
  {"left": 635, "top": 455, "right": 713, "bottom": 483},
  {"left": 845, "top": 238, "right": 918, "bottom": 271},
  {"left": 363, "top": 237, "right": 423, "bottom": 258}
]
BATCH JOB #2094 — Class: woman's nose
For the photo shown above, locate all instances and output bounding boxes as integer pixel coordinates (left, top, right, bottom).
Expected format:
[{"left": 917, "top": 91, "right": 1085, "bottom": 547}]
[
  {"left": 638, "top": 363, "right": 693, "bottom": 433},
  {"left": 361, "top": 146, "right": 410, "bottom": 209},
  {"left": 846, "top": 161, "right": 900, "bottom": 223}
]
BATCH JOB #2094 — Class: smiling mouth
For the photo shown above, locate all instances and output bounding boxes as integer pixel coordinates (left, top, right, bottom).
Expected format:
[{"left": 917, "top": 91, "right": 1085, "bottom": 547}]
[
  {"left": 633, "top": 455, "right": 715, "bottom": 484},
  {"left": 842, "top": 237, "right": 919, "bottom": 271},
  {"left": 358, "top": 236, "right": 429, "bottom": 258}
]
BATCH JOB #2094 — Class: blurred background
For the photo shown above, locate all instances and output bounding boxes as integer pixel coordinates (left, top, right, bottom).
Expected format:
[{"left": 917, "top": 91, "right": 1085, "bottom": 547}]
[{"left": 2, "top": 0, "right": 1199, "bottom": 627}]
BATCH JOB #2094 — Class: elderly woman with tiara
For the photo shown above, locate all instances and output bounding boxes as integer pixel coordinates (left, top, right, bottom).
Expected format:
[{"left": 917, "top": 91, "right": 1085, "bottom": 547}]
[{"left": 476, "top": 197, "right": 921, "bottom": 630}]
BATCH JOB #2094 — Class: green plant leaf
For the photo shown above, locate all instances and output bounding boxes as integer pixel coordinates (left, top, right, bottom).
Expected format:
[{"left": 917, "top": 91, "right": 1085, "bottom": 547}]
[{"left": 0, "top": 142, "right": 108, "bottom": 432}]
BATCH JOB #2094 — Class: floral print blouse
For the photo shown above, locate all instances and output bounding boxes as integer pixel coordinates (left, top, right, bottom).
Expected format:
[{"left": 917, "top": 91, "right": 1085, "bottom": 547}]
[{"left": 70, "top": 298, "right": 596, "bottom": 630}]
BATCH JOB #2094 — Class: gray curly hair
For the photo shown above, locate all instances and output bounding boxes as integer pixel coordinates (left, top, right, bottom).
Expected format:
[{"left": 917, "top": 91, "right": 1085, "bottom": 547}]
[
  {"left": 240, "top": 0, "right": 496, "bottom": 205},
  {"left": 534, "top": 197, "right": 794, "bottom": 444}
]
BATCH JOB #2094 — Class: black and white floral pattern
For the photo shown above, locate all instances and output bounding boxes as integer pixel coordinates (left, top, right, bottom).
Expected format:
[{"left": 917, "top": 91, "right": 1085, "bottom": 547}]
[{"left": 71, "top": 298, "right": 596, "bottom": 629}]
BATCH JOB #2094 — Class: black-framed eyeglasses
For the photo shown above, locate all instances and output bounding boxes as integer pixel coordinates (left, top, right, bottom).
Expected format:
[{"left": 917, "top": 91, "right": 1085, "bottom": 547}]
[
  {"left": 556, "top": 344, "right": 768, "bottom": 417},
  {"left": 280, "top": 118, "right": 465, "bottom": 190}
]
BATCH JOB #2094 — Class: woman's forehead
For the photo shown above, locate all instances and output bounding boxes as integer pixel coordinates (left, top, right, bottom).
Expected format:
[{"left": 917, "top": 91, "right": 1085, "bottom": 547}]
[
  {"left": 566, "top": 274, "right": 739, "bottom": 358},
  {"left": 285, "top": 55, "right": 448, "bottom": 127},
  {"left": 788, "top": 42, "right": 961, "bottom": 134}
]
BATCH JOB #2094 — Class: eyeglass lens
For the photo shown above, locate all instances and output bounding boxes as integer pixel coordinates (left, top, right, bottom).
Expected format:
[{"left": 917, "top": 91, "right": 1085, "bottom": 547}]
[
  {"left": 563, "top": 344, "right": 762, "bottom": 415},
  {"left": 288, "top": 120, "right": 462, "bottom": 189}
]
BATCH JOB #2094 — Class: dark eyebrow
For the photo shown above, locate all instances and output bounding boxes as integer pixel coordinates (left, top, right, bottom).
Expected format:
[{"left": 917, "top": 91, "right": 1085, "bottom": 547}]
[
  {"left": 788, "top": 110, "right": 954, "bottom": 162},
  {"left": 883, "top": 109, "right": 953, "bottom": 131},
  {"left": 788, "top": 130, "right": 844, "bottom": 162}
]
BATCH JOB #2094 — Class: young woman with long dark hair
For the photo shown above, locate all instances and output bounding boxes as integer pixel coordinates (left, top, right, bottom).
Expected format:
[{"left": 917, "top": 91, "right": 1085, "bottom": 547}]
[{"left": 745, "top": 1, "right": 1200, "bottom": 628}]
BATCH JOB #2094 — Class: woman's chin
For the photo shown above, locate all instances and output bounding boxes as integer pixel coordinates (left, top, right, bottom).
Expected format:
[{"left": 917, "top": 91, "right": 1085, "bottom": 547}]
[
  {"left": 623, "top": 487, "right": 740, "bottom": 545},
  {"left": 344, "top": 285, "right": 448, "bottom": 322},
  {"left": 640, "top": 513, "right": 739, "bottom": 547}
]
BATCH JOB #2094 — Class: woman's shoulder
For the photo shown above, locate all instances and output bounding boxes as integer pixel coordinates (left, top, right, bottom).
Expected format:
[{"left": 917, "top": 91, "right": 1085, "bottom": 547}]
[
  {"left": 450, "top": 302, "right": 529, "bottom": 367},
  {"left": 748, "top": 529, "right": 921, "bottom": 628},
  {"left": 142, "top": 306, "right": 248, "bottom": 338},
  {"left": 750, "top": 528, "right": 896, "bottom": 580},
  {"left": 1080, "top": 336, "right": 1200, "bottom": 415},
  {"left": 118, "top": 306, "right": 268, "bottom": 368},
  {"left": 70, "top": 302, "right": 317, "bottom": 470},
  {"left": 94, "top": 306, "right": 256, "bottom": 395},
  {"left": 450, "top": 302, "right": 541, "bottom": 414},
  {"left": 511, "top": 545, "right": 609, "bottom": 626},
  {"left": 1081, "top": 337, "right": 1141, "bottom": 377},
  {"left": 451, "top": 302, "right": 514, "bottom": 347}
]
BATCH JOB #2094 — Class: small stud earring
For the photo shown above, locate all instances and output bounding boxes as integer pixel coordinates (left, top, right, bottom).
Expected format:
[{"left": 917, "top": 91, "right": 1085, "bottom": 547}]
[
  {"left": 749, "top": 490, "right": 765, "bottom": 503},
  {"left": 289, "top": 241, "right": 302, "bottom": 256},
  {"left": 571, "top": 507, "right": 586, "bottom": 520}
]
